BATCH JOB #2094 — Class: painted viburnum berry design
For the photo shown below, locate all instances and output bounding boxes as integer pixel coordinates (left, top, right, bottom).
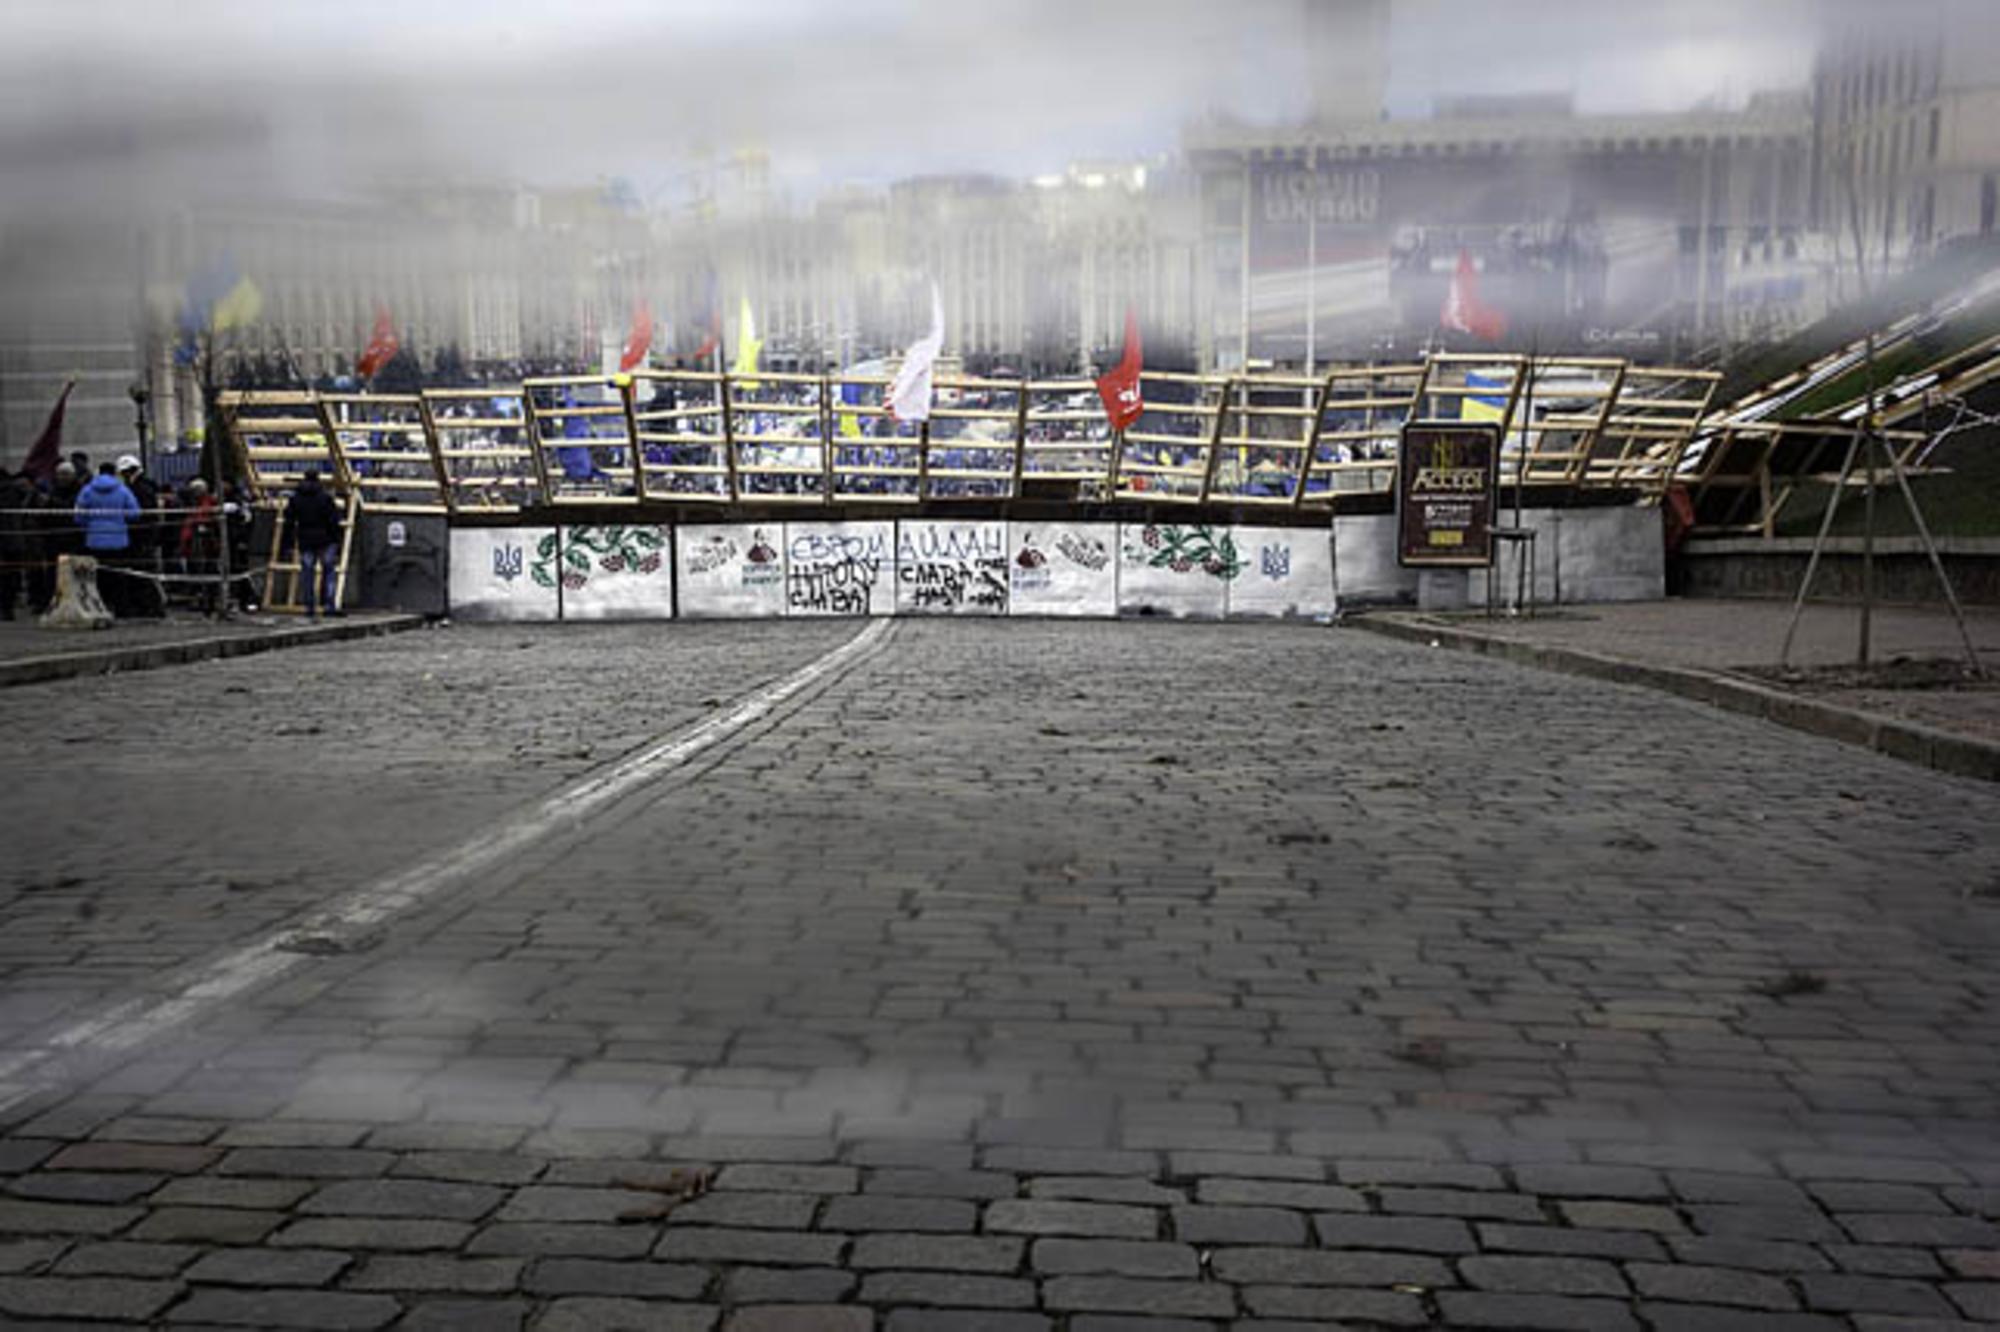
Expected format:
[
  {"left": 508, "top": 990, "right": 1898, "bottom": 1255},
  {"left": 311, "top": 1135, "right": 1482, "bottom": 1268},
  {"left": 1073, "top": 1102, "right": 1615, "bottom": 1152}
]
[
  {"left": 1126, "top": 523, "right": 1243, "bottom": 581},
  {"left": 531, "top": 526, "right": 666, "bottom": 590}
]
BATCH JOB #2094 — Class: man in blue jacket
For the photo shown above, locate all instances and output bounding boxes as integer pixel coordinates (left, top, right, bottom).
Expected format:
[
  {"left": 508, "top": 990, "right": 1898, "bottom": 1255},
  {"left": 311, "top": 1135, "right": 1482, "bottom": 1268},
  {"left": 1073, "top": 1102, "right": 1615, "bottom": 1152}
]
[{"left": 74, "top": 461, "right": 140, "bottom": 616}]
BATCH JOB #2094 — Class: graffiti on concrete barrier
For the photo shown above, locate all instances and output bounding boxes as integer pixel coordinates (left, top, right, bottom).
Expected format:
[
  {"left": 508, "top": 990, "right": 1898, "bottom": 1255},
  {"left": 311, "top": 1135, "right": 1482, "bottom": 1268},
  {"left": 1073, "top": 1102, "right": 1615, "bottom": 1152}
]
[
  {"left": 900, "top": 555, "right": 1007, "bottom": 610},
  {"left": 676, "top": 523, "right": 786, "bottom": 617},
  {"left": 742, "top": 528, "right": 782, "bottom": 588},
  {"left": 1012, "top": 532, "right": 1050, "bottom": 593},
  {"left": 1009, "top": 522, "right": 1118, "bottom": 616},
  {"left": 533, "top": 525, "right": 665, "bottom": 591},
  {"left": 787, "top": 526, "right": 888, "bottom": 615},
  {"left": 898, "top": 521, "right": 1007, "bottom": 614},
  {"left": 897, "top": 523, "right": 1001, "bottom": 565},
  {"left": 1056, "top": 531, "right": 1110, "bottom": 571},
  {"left": 1228, "top": 527, "right": 1334, "bottom": 620},
  {"left": 685, "top": 533, "right": 738, "bottom": 576},
  {"left": 493, "top": 542, "right": 524, "bottom": 583},
  {"left": 557, "top": 525, "right": 672, "bottom": 620},
  {"left": 1124, "top": 523, "right": 1244, "bottom": 581}
]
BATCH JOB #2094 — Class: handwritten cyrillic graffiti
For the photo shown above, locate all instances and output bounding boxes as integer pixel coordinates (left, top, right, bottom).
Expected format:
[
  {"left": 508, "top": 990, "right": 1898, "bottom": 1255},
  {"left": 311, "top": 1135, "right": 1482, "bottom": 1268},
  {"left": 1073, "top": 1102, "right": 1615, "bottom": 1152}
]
[{"left": 787, "top": 524, "right": 891, "bottom": 616}]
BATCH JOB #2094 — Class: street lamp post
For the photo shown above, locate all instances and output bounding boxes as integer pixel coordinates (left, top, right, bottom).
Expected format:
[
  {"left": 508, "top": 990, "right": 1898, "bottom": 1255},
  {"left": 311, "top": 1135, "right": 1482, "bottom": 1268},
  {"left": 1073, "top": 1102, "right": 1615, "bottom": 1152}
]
[{"left": 128, "top": 382, "right": 152, "bottom": 475}]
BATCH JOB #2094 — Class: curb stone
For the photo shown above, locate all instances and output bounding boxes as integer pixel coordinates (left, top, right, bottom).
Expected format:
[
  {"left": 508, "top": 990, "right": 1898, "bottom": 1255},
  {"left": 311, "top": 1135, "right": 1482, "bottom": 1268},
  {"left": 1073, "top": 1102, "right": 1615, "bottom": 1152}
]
[
  {"left": 1349, "top": 611, "right": 2000, "bottom": 784},
  {"left": 0, "top": 614, "right": 428, "bottom": 690}
]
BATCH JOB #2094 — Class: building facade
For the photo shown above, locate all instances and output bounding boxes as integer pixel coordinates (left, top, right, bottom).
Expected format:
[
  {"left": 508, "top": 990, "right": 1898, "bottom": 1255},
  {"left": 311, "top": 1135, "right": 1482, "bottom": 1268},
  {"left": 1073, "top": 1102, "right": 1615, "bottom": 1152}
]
[
  {"left": 1810, "top": 0, "right": 2000, "bottom": 298},
  {"left": 1184, "top": 92, "right": 1817, "bottom": 370}
]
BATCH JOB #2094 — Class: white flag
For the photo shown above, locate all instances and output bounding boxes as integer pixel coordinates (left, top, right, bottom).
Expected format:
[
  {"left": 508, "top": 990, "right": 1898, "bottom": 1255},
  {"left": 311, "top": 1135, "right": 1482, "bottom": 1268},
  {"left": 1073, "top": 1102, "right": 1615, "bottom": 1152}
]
[{"left": 886, "top": 284, "right": 944, "bottom": 424}]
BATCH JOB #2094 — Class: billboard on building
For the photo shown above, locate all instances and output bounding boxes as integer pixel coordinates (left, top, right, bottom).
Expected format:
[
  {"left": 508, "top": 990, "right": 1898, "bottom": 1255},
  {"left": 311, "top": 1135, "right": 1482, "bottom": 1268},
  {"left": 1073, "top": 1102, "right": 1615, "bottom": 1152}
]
[{"left": 1243, "top": 151, "right": 1695, "bottom": 361}]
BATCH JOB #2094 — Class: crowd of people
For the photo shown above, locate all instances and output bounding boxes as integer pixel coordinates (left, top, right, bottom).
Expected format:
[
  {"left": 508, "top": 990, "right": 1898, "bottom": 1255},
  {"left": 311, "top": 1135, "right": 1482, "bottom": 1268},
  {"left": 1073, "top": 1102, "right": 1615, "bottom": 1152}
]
[{"left": 0, "top": 451, "right": 256, "bottom": 621}]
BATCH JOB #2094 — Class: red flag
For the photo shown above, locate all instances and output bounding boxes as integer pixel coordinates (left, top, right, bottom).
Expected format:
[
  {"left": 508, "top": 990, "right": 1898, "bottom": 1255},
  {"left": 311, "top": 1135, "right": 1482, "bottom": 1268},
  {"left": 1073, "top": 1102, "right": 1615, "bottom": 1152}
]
[
  {"left": 19, "top": 380, "right": 74, "bottom": 484},
  {"left": 1095, "top": 307, "right": 1144, "bottom": 432},
  {"left": 1441, "top": 250, "right": 1507, "bottom": 341},
  {"left": 356, "top": 306, "right": 400, "bottom": 380},
  {"left": 692, "top": 304, "right": 722, "bottom": 361},
  {"left": 619, "top": 299, "right": 654, "bottom": 372}
]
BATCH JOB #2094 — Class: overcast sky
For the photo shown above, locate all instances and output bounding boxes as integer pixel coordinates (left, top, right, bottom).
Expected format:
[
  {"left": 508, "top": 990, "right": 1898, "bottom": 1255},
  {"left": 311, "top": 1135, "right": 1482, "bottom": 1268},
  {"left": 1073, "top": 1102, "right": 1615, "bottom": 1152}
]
[{"left": 0, "top": 0, "right": 1832, "bottom": 216}]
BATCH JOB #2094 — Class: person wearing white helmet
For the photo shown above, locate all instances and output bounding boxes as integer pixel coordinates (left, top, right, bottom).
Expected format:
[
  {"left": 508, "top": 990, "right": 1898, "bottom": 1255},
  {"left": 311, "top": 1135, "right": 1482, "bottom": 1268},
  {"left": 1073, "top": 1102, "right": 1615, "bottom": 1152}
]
[{"left": 115, "top": 455, "right": 165, "bottom": 617}]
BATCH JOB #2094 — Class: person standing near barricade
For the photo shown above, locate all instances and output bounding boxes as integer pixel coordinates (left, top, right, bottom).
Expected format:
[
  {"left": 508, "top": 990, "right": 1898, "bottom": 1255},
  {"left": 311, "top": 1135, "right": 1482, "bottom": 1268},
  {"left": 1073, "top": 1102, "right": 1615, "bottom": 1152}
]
[
  {"left": 224, "top": 482, "right": 257, "bottom": 612},
  {"left": 74, "top": 462, "right": 140, "bottom": 617},
  {"left": 41, "top": 462, "right": 83, "bottom": 613},
  {"left": 179, "top": 479, "right": 221, "bottom": 615},
  {"left": 284, "top": 470, "right": 342, "bottom": 620},
  {"left": 0, "top": 467, "right": 31, "bottom": 619},
  {"left": 116, "top": 456, "right": 164, "bottom": 617}
]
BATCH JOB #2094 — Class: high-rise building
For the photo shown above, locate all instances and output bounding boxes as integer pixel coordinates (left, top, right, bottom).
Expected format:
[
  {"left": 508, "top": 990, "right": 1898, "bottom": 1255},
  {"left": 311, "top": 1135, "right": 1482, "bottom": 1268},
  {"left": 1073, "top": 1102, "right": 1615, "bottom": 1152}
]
[{"left": 1810, "top": 0, "right": 2000, "bottom": 296}]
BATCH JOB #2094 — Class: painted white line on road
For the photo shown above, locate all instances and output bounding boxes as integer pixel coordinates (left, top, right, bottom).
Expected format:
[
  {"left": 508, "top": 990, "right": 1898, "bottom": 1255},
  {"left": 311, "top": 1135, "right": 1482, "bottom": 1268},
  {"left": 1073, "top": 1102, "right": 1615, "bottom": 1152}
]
[{"left": 0, "top": 618, "right": 895, "bottom": 1114}]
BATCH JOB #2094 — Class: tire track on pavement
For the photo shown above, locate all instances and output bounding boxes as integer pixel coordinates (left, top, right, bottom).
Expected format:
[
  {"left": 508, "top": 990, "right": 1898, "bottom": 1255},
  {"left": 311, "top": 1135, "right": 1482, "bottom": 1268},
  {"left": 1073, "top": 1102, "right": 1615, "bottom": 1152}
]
[{"left": 0, "top": 618, "right": 896, "bottom": 1119}]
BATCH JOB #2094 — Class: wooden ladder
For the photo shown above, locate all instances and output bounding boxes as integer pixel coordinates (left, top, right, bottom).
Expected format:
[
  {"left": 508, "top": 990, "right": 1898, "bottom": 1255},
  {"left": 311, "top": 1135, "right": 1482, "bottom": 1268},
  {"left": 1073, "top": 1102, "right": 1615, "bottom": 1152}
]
[{"left": 262, "top": 492, "right": 361, "bottom": 614}]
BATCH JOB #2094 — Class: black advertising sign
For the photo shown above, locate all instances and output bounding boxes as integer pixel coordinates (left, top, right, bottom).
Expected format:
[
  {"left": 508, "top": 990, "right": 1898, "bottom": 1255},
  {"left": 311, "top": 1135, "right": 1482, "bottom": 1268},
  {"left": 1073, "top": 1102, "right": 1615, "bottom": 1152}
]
[{"left": 1397, "top": 422, "right": 1500, "bottom": 567}]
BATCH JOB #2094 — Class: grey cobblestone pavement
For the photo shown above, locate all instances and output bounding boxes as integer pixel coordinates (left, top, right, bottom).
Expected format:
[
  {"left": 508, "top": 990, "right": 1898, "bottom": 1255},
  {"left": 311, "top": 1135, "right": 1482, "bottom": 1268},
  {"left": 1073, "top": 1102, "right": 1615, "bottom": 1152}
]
[
  {"left": 2, "top": 618, "right": 1999, "bottom": 1329},
  {"left": 1408, "top": 600, "right": 2000, "bottom": 745},
  {"left": 0, "top": 611, "right": 349, "bottom": 665}
]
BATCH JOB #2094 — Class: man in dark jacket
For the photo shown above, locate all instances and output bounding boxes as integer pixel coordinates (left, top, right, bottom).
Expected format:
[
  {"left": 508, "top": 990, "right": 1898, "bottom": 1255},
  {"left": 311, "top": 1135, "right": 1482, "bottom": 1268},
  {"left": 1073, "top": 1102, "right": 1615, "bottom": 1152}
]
[
  {"left": 285, "top": 470, "right": 343, "bottom": 619},
  {"left": 0, "top": 467, "right": 32, "bottom": 619},
  {"left": 40, "top": 462, "right": 83, "bottom": 613},
  {"left": 116, "top": 456, "right": 164, "bottom": 617}
]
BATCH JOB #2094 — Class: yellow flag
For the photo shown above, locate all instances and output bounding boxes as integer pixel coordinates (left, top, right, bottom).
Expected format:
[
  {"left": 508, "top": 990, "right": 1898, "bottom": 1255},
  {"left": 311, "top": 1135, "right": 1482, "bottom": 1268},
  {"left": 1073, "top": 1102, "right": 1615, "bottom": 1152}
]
[
  {"left": 1463, "top": 370, "right": 1508, "bottom": 422},
  {"left": 732, "top": 295, "right": 761, "bottom": 390},
  {"left": 212, "top": 276, "right": 263, "bottom": 331}
]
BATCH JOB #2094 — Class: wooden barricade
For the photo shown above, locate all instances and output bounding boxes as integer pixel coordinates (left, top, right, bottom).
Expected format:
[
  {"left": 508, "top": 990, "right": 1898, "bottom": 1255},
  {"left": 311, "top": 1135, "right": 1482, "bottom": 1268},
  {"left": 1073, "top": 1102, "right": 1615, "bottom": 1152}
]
[
  {"left": 1016, "top": 378, "right": 1110, "bottom": 495},
  {"left": 630, "top": 370, "right": 730, "bottom": 501},
  {"left": 1205, "top": 374, "right": 1320, "bottom": 507},
  {"left": 320, "top": 393, "right": 448, "bottom": 512},
  {"left": 826, "top": 370, "right": 922, "bottom": 503},
  {"left": 727, "top": 371, "right": 831, "bottom": 503},
  {"left": 217, "top": 390, "right": 350, "bottom": 502},
  {"left": 923, "top": 375, "right": 1025, "bottom": 500},
  {"left": 421, "top": 386, "right": 540, "bottom": 512},
  {"left": 1113, "top": 372, "right": 1227, "bottom": 502},
  {"left": 213, "top": 350, "right": 1737, "bottom": 521},
  {"left": 522, "top": 375, "right": 640, "bottom": 504},
  {"left": 1300, "top": 362, "right": 1426, "bottom": 501},
  {"left": 1571, "top": 367, "right": 1720, "bottom": 493}
]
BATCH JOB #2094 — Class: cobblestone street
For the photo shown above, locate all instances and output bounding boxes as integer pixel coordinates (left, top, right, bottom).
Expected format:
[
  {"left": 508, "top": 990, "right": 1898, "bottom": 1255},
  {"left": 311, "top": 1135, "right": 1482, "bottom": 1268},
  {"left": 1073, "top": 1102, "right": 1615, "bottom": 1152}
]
[{"left": 3, "top": 618, "right": 1999, "bottom": 1329}]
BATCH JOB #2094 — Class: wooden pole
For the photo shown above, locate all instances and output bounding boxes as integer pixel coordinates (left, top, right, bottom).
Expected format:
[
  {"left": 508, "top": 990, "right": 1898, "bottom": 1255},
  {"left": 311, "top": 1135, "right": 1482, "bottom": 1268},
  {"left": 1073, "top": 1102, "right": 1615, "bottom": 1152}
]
[
  {"left": 1860, "top": 339, "right": 1877, "bottom": 667},
  {"left": 1011, "top": 378, "right": 1030, "bottom": 501}
]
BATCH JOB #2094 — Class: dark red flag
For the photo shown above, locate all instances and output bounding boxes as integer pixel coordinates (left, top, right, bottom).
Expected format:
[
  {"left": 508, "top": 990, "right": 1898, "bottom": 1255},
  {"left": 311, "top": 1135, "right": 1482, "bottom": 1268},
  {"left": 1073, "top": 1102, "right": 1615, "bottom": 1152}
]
[
  {"left": 356, "top": 306, "right": 400, "bottom": 380},
  {"left": 1095, "top": 307, "right": 1144, "bottom": 432},
  {"left": 19, "top": 380, "right": 74, "bottom": 484},
  {"left": 1441, "top": 250, "right": 1507, "bottom": 341},
  {"left": 619, "top": 299, "right": 654, "bottom": 372}
]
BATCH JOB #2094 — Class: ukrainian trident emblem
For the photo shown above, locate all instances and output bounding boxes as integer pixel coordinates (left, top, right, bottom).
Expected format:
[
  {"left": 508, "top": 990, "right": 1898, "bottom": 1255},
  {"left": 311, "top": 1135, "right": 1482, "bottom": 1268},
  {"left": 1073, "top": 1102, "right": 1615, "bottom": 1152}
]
[{"left": 493, "top": 542, "right": 524, "bottom": 583}]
